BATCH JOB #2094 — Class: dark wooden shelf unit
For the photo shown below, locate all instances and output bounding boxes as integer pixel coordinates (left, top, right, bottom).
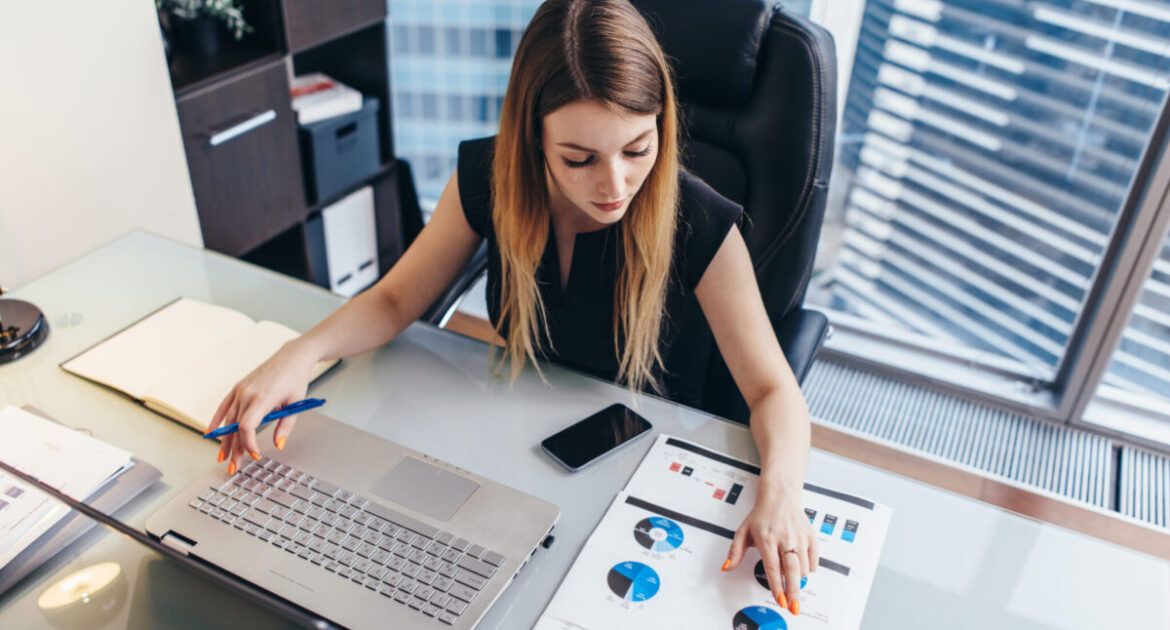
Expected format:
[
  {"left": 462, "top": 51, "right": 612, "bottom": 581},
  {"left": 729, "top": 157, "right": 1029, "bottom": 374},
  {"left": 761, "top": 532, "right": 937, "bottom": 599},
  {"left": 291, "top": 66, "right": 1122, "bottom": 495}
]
[
  {"left": 165, "top": 0, "right": 286, "bottom": 96},
  {"left": 161, "top": 0, "right": 420, "bottom": 290}
]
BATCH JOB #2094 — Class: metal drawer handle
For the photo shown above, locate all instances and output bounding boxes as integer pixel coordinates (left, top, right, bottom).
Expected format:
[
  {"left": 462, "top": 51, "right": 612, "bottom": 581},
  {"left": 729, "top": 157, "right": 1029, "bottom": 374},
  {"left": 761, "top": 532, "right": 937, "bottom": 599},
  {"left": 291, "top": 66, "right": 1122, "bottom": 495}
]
[{"left": 208, "top": 109, "right": 277, "bottom": 147}]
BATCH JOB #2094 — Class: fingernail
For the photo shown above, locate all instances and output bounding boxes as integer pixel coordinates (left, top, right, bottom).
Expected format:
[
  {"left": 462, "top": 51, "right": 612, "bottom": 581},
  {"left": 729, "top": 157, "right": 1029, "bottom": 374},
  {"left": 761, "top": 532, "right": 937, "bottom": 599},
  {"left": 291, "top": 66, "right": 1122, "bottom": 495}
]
[
  {"left": 276, "top": 436, "right": 286, "bottom": 451},
  {"left": 776, "top": 592, "right": 788, "bottom": 609},
  {"left": 721, "top": 559, "right": 731, "bottom": 571},
  {"left": 249, "top": 450, "right": 261, "bottom": 461},
  {"left": 791, "top": 600, "right": 800, "bottom": 616},
  {"left": 227, "top": 461, "right": 237, "bottom": 475},
  {"left": 216, "top": 450, "right": 226, "bottom": 463}
]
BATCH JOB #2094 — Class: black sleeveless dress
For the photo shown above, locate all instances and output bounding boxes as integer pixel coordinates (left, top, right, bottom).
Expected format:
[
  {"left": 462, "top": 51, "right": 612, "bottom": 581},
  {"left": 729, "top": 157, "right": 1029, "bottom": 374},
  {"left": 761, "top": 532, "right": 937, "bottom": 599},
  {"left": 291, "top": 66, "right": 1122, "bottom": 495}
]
[{"left": 457, "top": 136, "right": 742, "bottom": 409}]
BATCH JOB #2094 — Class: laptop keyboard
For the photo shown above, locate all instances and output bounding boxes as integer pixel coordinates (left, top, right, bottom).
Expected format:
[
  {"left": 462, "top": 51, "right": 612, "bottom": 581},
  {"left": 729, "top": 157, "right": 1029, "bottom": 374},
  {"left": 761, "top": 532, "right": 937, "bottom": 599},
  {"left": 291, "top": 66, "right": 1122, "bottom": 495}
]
[{"left": 187, "top": 457, "right": 506, "bottom": 626}]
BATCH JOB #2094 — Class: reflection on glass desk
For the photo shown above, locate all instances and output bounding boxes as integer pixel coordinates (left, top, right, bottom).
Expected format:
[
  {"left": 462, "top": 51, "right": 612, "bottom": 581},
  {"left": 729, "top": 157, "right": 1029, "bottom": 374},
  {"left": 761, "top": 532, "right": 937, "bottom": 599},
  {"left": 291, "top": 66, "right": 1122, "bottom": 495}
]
[{"left": 0, "top": 232, "right": 1167, "bottom": 629}]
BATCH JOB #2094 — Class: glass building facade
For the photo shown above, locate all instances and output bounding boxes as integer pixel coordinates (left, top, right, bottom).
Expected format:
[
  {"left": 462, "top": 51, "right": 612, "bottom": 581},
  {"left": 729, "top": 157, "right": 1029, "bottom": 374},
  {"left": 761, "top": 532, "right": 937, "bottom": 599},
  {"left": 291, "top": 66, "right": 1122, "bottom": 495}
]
[
  {"left": 811, "top": 0, "right": 1170, "bottom": 399},
  {"left": 389, "top": 0, "right": 542, "bottom": 209}
]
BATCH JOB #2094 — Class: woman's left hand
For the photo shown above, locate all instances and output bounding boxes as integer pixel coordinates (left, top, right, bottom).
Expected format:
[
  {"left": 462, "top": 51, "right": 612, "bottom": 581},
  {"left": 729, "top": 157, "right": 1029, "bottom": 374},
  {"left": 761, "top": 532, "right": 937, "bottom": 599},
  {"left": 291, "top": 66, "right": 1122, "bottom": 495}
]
[{"left": 722, "top": 487, "right": 818, "bottom": 616}]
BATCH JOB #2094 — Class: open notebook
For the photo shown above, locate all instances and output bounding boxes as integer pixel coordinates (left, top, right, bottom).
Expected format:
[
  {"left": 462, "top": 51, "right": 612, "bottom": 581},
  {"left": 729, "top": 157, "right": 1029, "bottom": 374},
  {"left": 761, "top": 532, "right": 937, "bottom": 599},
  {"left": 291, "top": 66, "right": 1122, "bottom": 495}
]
[{"left": 61, "top": 298, "right": 338, "bottom": 433}]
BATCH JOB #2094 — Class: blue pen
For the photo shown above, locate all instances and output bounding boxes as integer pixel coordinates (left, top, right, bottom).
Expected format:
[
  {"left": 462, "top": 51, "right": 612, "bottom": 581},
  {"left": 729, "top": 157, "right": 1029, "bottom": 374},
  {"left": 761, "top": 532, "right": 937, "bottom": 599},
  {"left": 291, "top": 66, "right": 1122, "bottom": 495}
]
[{"left": 202, "top": 398, "right": 326, "bottom": 440}]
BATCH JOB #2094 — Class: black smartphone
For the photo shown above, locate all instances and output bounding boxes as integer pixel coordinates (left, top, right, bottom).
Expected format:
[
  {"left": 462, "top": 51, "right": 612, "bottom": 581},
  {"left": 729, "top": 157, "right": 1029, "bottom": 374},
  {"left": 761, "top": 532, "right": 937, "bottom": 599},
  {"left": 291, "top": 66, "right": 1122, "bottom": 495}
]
[{"left": 541, "top": 403, "right": 653, "bottom": 471}]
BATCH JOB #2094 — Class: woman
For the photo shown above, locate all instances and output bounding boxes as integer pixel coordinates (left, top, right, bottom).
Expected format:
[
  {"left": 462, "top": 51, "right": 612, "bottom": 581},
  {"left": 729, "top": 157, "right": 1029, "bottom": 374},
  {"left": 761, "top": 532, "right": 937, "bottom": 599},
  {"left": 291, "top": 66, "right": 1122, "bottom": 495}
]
[{"left": 209, "top": 0, "right": 816, "bottom": 615}]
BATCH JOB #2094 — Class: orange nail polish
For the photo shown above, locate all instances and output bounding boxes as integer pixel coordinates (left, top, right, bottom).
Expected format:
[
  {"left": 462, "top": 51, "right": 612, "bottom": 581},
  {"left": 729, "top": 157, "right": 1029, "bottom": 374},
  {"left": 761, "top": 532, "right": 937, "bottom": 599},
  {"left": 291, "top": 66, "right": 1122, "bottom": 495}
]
[
  {"left": 227, "top": 461, "right": 237, "bottom": 475},
  {"left": 249, "top": 450, "right": 261, "bottom": 461},
  {"left": 721, "top": 559, "right": 731, "bottom": 571},
  {"left": 216, "top": 450, "right": 226, "bottom": 463},
  {"left": 276, "top": 437, "right": 287, "bottom": 451},
  {"left": 776, "top": 592, "right": 788, "bottom": 609},
  {"left": 791, "top": 600, "right": 800, "bottom": 616}
]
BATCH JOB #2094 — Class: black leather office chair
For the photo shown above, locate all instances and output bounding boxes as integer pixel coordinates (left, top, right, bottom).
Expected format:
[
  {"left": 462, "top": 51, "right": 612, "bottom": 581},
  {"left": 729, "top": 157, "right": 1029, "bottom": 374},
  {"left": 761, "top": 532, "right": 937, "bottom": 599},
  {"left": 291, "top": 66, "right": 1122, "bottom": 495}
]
[{"left": 424, "top": 0, "right": 837, "bottom": 424}]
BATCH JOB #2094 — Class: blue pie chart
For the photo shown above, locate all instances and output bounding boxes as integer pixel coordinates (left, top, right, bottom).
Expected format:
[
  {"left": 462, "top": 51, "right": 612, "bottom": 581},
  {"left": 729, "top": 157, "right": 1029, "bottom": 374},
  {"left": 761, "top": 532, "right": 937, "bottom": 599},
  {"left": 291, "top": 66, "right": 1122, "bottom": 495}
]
[
  {"left": 606, "top": 561, "right": 661, "bottom": 602},
  {"left": 732, "top": 606, "right": 787, "bottom": 630},
  {"left": 633, "top": 516, "right": 685, "bottom": 552}
]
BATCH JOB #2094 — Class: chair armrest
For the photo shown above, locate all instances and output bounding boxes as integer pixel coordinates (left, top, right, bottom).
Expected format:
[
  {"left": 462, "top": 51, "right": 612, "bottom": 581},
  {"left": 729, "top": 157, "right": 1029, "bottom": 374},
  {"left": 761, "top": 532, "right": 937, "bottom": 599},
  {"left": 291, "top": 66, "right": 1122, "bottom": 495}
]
[
  {"left": 776, "top": 306, "right": 829, "bottom": 385},
  {"left": 421, "top": 243, "right": 489, "bottom": 325}
]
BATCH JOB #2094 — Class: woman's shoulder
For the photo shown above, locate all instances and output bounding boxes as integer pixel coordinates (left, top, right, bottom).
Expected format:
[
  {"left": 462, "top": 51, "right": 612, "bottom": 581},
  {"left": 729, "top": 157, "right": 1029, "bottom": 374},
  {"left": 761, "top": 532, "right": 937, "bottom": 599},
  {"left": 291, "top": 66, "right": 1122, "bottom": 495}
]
[
  {"left": 675, "top": 170, "right": 743, "bottom": 290},
  {"left": 457, "top": 136, "right": 497, "bottom": 237}
]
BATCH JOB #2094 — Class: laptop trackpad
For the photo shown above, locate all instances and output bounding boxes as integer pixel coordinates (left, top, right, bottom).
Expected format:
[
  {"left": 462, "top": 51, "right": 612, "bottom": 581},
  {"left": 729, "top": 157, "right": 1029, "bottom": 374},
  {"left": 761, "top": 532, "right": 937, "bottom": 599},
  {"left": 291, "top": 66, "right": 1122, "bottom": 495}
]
[{"left": 370, "top": 457, "right": 479, "bottom": 522}]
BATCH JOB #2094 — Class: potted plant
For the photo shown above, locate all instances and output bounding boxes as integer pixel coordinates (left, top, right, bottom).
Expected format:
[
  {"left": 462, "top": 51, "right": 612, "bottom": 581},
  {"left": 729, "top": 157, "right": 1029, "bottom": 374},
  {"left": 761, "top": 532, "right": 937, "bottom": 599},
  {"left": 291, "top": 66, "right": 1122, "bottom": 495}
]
[{"left": 157, "top": 0, "right": 253, "bottom": 57}]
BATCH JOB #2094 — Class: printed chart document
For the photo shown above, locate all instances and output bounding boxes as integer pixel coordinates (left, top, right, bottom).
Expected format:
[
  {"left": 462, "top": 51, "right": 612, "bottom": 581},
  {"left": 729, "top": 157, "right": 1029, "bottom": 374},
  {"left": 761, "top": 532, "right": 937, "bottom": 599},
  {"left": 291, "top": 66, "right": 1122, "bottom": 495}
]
[
  {"left": 0, "top": 406, "right": 134, "bottom": 569},
  {"left": 537, "top": 435, "right": 892, "bottom": 630}
]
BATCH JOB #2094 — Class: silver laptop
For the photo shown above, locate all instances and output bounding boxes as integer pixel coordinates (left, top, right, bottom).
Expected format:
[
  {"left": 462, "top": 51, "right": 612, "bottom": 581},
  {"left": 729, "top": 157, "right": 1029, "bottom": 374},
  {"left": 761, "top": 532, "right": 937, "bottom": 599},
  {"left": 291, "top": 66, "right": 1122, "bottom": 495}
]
[{"left": 145, "top": 411, "right": 560, "bottom": 629}]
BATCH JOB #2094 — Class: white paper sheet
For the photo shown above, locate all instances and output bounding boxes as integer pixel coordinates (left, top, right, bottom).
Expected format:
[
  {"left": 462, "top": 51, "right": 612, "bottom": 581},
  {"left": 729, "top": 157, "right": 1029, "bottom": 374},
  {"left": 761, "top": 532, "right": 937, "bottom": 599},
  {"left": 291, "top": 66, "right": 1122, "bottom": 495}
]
[
  {"left": 0, "top": 406, "right": 133, "bottom": 568},
  {"left": 536, "top": 434, "right": 892, "bottom": 630}
]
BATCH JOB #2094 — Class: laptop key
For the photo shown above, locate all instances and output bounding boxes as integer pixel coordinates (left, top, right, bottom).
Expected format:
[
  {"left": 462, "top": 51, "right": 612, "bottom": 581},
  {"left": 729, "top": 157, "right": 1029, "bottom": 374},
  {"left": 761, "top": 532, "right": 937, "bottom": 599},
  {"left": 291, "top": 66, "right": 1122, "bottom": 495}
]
[
  {"left": 416, "top": 585, "right": 436, "bottom": 601},
  {"left": 449, "top": 538, "right": 470, "bottom": 552},
  {"left": 368, "top": 567, "right": 388, "bottom": 580},
  {"left": 408, "top": 596, "right": 427, "bottom": 610},
  {"left": 257, "top": 531, "right": 275, "bottom": 542},
  {"left": 441, "top": 548, "right": 463, "bottom": 564},
  {"left": 456, "top": 555, "right": 496, "bottom": 579},
  {"left": 433, "top": 576, "right": 453, "bottom": 592},
  {"left": 449, "top": 584, "right": 477, "bottom": 604},
  {"left": 393, "top": 591, "right": 410, "bottom": 604},
  {"left": 436, "top": 531, "right": 455, "bottom": 546},
  {"left": 422, "top": 603, "right": 441, "bottom": 617},
  {"left": 363, "top": 502, "right": 440, "bottom": 539},
  {"left": 379, "top": 584, "right": 397, "bottom": 598},
  {"left": 446, "top": 597, "right": 470, "bottom": 614},
  {"left": 363, "top": 576, "right": 381, "bottom": 590},
  {"left": 481, "top": 550, "right": 506, "bottom": 568},
  {"left": 417, "top": 569, "right": 438, "bottom": 585},
  {"left": 353, "top": 559, "right": 372, "bottom": 574},
  {"left": 402, "top": 564, "right": 421, "bottom": 579},
  {"left": 424, "top": 556, "right": 445, "bottom": 572},
  {"left": 210, "top": 508, "right": 226, "bottom": 520},
  {"left": 243, "top": 512, "right": 268, "bottom": 528},
  {"left": 338, "top": 566, "right": 353, "bottom": 579},
  {"left": 388, "top": 557, "right": 407, "bottom": 572},
  {"left": 466, "top": 544, "right": 485, "bottom": 559},
  {"left": 312, "top": 479, "right": 341, "bottom": 497},
  {"left": 356, "top": 543, "right": 376, "bottom": 558},
  {"left": 454, "top": 568, "right": 488, "bottom": 591},
  {"left": 430, "top": 593, "right": 452, "bottom": 609},
  {"left": 408, "top": 549, "right": 429, "bottom": 565},
  {"left": 438, "top": 563, "right": 458, "bottom": 579},
  {"left": 439, "top": 611, "right": 458, "bottom": 625}
]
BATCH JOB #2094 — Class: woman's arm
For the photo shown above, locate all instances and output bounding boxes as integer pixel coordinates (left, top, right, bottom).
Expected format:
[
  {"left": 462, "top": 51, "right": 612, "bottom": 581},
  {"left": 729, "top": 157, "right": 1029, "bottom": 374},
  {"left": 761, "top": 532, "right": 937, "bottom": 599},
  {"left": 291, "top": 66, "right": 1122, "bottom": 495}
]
[
  {"left": 694, "top": 228, "right": 818, "bottom": 616},
  {"left": 211, "top": 171, "right": 483, "bottom": 468}
]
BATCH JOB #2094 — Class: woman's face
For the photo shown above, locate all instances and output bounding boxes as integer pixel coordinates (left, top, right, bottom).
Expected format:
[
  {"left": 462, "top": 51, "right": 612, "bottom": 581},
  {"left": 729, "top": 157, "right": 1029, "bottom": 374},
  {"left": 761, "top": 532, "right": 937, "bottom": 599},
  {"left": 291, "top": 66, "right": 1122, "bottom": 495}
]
[{"left": 542, "top": 99, "right": 659, "bottom": 229}]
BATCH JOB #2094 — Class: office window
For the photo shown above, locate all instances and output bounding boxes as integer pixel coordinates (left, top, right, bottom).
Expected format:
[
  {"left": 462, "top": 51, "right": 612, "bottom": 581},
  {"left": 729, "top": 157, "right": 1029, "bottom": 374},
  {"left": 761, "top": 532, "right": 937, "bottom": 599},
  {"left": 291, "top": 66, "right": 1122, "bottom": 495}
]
[
  {"left": 1088, "top": 234, "right": 1170, "bottom": 442},
  {"left": 808, "top": 1, "right": 1170, "bottom": 395},
  {"left": 389, "top": 0, "right": 542, "bottom": 207}
]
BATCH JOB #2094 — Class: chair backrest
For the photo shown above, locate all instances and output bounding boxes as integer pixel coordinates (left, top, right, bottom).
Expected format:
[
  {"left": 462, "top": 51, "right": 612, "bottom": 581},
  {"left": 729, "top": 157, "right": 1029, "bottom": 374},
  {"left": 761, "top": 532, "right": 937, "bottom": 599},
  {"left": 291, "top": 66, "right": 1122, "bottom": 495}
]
[{"left": 632, "top": 0, "right": 838, "bottom": 420}]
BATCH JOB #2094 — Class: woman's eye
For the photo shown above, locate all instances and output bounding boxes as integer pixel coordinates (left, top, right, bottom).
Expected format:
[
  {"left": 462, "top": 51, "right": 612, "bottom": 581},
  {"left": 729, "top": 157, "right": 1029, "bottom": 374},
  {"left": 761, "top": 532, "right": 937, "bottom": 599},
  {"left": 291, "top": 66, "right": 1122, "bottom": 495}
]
[
  {"left": 563, "top": 155, "right": 595, "bottom": 168},
  {"left": 625, "top": 146, "right": 653, "bottom": 158}
]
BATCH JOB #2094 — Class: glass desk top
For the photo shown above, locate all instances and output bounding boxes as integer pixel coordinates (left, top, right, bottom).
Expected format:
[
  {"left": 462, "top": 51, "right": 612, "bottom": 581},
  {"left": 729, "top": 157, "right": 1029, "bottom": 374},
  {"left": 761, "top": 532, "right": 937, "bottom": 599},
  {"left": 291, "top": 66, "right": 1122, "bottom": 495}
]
[{"left": 0, "top": 232, "right": 1166, "bottom": 629}]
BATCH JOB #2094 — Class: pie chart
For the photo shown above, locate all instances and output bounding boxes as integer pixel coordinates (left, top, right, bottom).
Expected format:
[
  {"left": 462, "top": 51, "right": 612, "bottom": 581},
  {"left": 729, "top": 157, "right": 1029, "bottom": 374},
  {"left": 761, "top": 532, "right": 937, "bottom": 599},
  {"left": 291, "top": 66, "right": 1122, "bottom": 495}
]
[
  {"left": 732, "top": 606, "right": 787, "bottom": 630},
  {"left": 633, "top": 516, "right": 685, "bottom": 552},
  {"left": 606, "top": 561, "right": 661, "bottom": 602}
]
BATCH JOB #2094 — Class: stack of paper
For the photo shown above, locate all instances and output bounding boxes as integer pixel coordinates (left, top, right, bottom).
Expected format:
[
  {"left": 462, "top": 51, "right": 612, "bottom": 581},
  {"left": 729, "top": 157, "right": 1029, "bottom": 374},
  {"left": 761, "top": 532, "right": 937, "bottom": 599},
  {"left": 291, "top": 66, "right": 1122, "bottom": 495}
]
[
  {"left": 0, "top": 406, "right": 134, "bottom": 569},
  {"left": 536, "top": 435, "right": 892, "bottom": 630}
]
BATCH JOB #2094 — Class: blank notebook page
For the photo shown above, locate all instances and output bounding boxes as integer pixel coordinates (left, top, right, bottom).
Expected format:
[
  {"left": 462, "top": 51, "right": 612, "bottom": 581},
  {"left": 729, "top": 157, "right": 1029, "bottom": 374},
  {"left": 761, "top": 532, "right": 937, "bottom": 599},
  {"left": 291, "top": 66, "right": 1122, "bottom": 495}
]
[{"left": 61, "top": 298, "right": 256, "bottom": 399}]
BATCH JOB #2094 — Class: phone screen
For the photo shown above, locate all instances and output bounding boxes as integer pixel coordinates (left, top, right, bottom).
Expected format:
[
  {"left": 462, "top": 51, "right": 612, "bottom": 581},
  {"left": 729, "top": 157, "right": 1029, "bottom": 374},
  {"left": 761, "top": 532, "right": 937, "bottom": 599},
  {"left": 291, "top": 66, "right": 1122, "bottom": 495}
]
[{"left": 541, "top": 403, "right": 653, "bottom": 470}]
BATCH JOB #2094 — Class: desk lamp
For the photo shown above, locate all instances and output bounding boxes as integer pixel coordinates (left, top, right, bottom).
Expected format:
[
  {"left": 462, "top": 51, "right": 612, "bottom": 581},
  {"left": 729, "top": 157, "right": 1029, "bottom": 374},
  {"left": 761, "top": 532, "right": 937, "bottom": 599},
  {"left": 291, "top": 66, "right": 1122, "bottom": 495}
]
[{"left": 0, "top": 284, "right": 49, "bottom": 364}]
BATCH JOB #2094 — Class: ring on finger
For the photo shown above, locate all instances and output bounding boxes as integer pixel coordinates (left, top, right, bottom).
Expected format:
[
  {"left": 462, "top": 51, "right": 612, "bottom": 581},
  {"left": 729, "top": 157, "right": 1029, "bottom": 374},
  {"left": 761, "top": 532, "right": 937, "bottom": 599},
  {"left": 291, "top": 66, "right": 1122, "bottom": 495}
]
[{"left": 782, "top": 548, "right": 800, "bottom": 557}]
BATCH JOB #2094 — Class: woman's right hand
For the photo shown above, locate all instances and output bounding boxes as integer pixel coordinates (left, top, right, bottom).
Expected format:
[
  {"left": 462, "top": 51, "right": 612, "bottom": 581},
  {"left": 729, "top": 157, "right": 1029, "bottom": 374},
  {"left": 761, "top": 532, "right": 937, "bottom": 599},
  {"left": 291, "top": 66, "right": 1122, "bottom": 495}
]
[{"left": 207, "top": 339, "right": 319, "bottom": 474}]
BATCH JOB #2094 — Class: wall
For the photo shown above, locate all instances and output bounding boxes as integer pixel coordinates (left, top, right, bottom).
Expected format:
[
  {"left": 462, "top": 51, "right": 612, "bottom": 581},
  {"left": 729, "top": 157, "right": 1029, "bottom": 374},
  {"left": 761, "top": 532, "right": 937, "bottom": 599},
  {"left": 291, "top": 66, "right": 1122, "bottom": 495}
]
[{"left": 0, "top": 0, "right": 202, "bottom": 289}]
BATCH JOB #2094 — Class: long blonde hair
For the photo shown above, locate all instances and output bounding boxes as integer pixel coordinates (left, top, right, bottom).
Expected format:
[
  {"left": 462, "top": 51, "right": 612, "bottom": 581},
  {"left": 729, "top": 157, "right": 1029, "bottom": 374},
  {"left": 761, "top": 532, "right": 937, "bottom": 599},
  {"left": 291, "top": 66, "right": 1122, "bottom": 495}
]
[{"left": 492, "top": 0, "right": 680, "bottom": 392}]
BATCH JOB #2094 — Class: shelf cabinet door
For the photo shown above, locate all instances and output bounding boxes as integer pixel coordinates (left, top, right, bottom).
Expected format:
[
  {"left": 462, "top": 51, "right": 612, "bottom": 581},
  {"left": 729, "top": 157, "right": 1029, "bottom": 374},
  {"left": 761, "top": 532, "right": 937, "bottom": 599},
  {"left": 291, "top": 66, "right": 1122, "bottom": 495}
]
[
  {"left": 283, "top": 0, "right": 387, "bottom": 53},
  {"left": 176, "top": 60, "right": 306, "bottom": 256}
]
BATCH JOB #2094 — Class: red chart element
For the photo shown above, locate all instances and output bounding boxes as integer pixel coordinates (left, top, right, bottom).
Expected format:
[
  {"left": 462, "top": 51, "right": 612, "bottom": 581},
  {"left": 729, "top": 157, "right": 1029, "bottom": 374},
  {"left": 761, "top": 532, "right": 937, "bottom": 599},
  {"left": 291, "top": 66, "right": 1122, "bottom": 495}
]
[
  {"left": 713, "top": 488, "right": 726, "bottom": 500},
  {"left": 669, "top": 462, "right": 681, "bottom": 472}
]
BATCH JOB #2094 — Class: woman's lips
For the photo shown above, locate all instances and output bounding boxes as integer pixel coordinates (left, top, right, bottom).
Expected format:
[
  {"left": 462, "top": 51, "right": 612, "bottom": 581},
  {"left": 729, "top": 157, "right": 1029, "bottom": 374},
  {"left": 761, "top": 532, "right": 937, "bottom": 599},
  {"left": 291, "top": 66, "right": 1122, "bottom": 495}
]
[{"left": 592, "top": 198, "right": 625, "bottom": 212}]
